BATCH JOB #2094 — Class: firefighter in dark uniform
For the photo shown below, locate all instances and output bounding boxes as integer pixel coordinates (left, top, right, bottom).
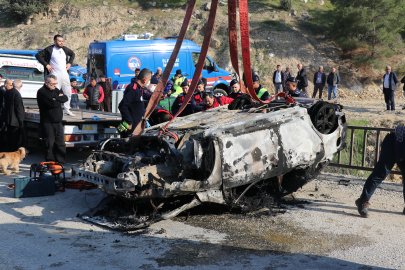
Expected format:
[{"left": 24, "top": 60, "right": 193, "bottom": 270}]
[
  {"left": 201, "top": 90, "right": 234, "bottom": 111},
  {"left": 228, "top": 79, "right": 243, "bottom": 99},
  {"left": 118, "top": 68, "right": 152, "bottom": 138},
  {"left": 143, "top": 100, "right": 173, "bottom": 126},
  {"left": 285, "top": 77, "right": 307, "bottom": 98},
  {"left": 193, "top": 79, "right": 206, "bottom": 112},
  {"left": 172, "top": 80, "right": 197, "bottom": 117}
]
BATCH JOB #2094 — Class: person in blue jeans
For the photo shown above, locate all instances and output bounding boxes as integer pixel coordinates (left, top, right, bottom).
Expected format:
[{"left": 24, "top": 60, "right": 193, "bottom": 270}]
[
  {"left": 327, "top": 67, "right": 340, "bottom": 100},
  {"left": 356, "top": 126, "right": 405, "bottom": 218}
]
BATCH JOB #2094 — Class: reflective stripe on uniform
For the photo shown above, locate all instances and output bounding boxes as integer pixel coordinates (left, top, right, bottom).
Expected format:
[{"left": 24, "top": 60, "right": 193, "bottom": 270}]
[
  {"left": 159, "top": 96, "right": 177, "bottom": 113},
  {"left": 256, "top": 88, "right": 268, "bottom": 99}
]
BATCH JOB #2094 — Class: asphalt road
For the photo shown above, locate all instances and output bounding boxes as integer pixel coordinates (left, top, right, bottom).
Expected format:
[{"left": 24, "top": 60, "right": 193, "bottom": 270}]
[{"left": 0, "top": 147, "right": 403, "bottom": 269}]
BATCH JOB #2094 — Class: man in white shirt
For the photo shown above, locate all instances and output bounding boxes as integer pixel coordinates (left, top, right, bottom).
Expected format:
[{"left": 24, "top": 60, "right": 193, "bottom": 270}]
[
  {"left": 36, "top": 35, "right": 76, "bottom": 116},
  {"left": 272, "top": 65, "right": 286, "bottom": 94}
]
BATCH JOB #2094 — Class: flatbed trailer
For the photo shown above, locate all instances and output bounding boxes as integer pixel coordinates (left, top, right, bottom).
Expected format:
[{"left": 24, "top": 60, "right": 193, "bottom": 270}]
[{"left": 24, "top": 107, "right": 121, "bottom": 148}]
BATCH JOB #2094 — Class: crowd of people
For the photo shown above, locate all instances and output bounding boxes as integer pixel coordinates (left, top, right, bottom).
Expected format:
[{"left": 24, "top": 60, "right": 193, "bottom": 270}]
[
  {"left": 272, "top": 63, "right": 340, "bottom": 100},
  {"left": 1, "top": 34, "right": 405, "bottom": 168}
]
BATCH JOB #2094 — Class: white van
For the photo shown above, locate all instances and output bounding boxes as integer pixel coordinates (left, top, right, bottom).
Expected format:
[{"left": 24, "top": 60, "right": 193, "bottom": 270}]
[{"left": 0, "top": 50, "right": 44, "bottom": 100}]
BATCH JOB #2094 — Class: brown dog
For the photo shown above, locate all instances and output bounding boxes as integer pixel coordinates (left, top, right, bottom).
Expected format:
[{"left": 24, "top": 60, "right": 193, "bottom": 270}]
[{"left": 0, "top": 148, "right": 26, "bottom": 175}]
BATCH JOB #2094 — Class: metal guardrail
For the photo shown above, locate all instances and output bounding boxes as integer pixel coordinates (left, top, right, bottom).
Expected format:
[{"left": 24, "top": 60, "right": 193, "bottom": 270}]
[{"left": 329, "top": 125, "right": 402, "bottom": 175}]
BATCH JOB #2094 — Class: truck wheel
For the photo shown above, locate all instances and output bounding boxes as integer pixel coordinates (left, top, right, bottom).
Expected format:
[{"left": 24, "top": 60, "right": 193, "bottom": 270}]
[
  {"left": 213, "top": 89, "right": 228, "bottom": 97},
  {"left": 308, "top": 101, "right": 337, "bottom": 134}
]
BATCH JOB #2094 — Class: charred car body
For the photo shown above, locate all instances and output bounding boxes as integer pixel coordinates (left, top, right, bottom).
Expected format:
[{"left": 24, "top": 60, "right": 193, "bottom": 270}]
[{"left": 72, "top": 99, "right": 347, "bottom": 228}]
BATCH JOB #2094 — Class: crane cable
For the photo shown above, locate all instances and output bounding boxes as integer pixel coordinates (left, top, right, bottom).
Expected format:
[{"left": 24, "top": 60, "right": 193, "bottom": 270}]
[
  {"left": 158, "top": 0, "right": 220, "bottom": 142},
  {"left": 131, "top": 0, "right": 197, "bottom": 141}
]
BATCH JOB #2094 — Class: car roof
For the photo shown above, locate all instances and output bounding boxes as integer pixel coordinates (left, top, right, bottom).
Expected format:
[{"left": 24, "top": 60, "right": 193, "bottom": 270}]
[
  {"left": 0, "top": 49, "right": 40, "bottom": 57},
  {"left": 93, "top": 39, "right": 201, "bottom": 51}
]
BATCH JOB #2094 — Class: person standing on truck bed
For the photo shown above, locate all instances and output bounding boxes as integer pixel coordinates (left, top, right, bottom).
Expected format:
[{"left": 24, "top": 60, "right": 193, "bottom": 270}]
[
  {"left": 83, "top": 77, "right": 104, "bottom": 111},
  {"left": 118, "top": 68, "right": 152, "bottom": 138},
  {"left": 36, "top": 75, "right": 68, "bottom": 164},
  {"left": 70, "top": 78, "right": 79, "bottom": 109},
  {"left": 98, "top": 74, "right": 112, "bottom": 112},
  {"left": 3, "top": 79, "right": 25, "bottom": 152},
  {"left": 35, "top": 35, "right": 76, "bottom": 116}
]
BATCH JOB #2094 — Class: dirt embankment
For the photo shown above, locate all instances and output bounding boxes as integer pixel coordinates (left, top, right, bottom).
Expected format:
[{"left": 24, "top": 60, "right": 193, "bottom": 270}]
[{"left": 0, "top": 1, "right": 403, "bottom": 99}]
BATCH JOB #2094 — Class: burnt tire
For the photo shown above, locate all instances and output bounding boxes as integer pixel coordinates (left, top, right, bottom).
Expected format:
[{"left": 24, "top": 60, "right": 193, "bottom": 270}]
[
  {"left": 213, "top": 88, "right": 228, "bottom": 97},
  {"left": 308, "top": 101, "right": 337, "bottom": 134}
]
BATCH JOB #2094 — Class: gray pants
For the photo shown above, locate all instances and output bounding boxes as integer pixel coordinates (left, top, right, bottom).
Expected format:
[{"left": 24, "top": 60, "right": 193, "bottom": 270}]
[
  {"left": 274, "top": 83, "right": 283, "bottom": 94},
  {"left": 313, "top": 84, "right": 324, "bottom": 99}
]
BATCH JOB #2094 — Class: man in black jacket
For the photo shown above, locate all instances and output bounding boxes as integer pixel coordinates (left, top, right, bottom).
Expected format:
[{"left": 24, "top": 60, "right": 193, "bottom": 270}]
[
  {"left": 312, "top": 66, "right": 326, "bottom": 99},
  {"left": 98, "top": 74, "right": 112, "bottom": 112},
  {"left": 3, "top": 79, "right": 25, "bottom": 152},
  {"left": 382, "top": 65, "right": 399, "bottom": 111},
  {"left": 37, "top": 75, "right": 68, "bottom": 164},
  {"left": 118, "top": 68, "right": 152, "bottom": 138},
  {"left": 297, "top": 63, "right": 309, "bottom": 97},
  {"left": 36, "top": 35, "right": 75, "bottom": 116}
]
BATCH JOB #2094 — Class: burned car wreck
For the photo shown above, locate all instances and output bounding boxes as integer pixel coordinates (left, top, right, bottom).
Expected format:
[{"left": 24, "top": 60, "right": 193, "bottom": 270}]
[{"left": 72, "top": 99, "right": 347, "bottom": 230}]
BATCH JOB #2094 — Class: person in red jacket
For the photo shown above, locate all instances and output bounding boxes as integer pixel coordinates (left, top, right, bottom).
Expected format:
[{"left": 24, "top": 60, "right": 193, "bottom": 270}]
[
  {"left": 201, "top": 91, "right": 234, "bottom": 111},
  {"left": 83, "top": 77, "right": 104, "bottom": 110}
]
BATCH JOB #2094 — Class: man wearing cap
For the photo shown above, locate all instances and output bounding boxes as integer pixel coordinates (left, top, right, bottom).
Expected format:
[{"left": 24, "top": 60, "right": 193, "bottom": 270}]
[
  {"left": 70, "top": 78, "right": 79, "bottom": 109},
  {"left": 172, "top": 80, "right": 198, "bottom": 116},
  {"left": 297, "top": 63, "right": 309, "bottom": 97},
  {"left": 98, "top": 74, "right": 113, "bottom": 112},
  {"left": 228, "top": 79, "right": 243, "bottom": 99},
  {"left": 172, "top": 69, "right": 186, "bottom": 95},
  {"left": 201, "top": 91, "right": 234, "bottom": 111},
  {"left": 273, "top": 65, "right": 286, "bottom": 95},
  {"left": 118, "top": 68, "right": 152, "bottom": 137},
  {"left": 285, "top": 77, "right": 306, "bottom": 98},
  {"left": 83, "top": 77, "right": 104, "bottom": 110},
  {"left": 253, "top": 75, "right": 270, "bottom": 101}
]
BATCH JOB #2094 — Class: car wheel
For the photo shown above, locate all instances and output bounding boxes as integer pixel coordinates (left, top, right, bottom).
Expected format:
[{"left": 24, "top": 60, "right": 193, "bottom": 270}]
[
  {"left": 308, "top": 101, "right": 337, "bottom": 134},
  {"left": 213, "top": 89, "right": 228, "bottom": 97}
]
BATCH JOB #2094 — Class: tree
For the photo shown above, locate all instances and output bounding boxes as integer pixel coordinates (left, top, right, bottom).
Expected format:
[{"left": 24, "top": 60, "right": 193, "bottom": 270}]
[
  {"left": 0, "top": 0, "right": 52, "bottom": 21},
  {"left": 280, "top": 0, "right": 292, "bottom": 11},
  {"left": 331, "top": 0, "right": 405, "bottom": 57}
]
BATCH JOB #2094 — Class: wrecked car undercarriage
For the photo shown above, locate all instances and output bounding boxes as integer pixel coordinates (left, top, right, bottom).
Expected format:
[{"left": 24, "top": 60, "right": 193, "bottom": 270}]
[{"left": 72, "top": 99, "right": 347, "bottom": 230}]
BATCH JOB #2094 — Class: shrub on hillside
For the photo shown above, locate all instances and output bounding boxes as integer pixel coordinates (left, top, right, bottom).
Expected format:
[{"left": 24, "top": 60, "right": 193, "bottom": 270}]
[
  {"left": 0, "top": 0, "right": 52, "bottom": 21},
  {"left": 280, "top": 0, "right": 292, "bottom": 11}
]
